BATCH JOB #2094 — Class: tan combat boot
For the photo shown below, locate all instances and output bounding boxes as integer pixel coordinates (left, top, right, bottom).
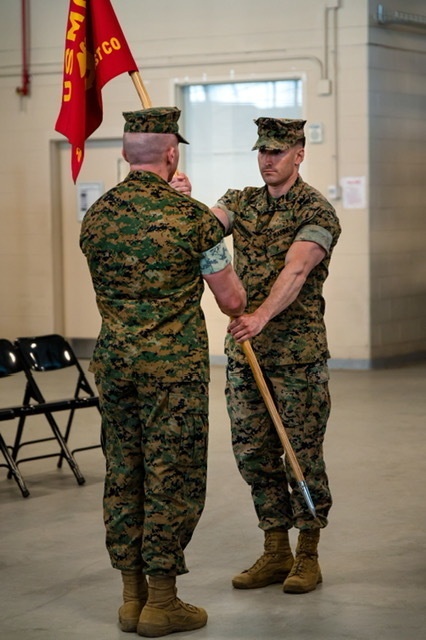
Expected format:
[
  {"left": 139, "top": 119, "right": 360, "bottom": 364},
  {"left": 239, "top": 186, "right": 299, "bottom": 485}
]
[
  {"left": 232, "top": 529, "right": 294, "bottom": 589},
  {"left": 137, "top": 576, "right": 208, "bottom": 637},
  {"left": 118, "top": 570, "right": 148, "bottom": 632},
  {"left": 283, "top": 529, "right": 322, "bottom": 594}
]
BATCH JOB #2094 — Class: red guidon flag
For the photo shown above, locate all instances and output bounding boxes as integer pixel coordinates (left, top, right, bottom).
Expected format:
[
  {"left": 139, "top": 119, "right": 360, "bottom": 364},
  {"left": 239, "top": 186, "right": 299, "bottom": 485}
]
[{"left": 55, "top": 0, "right": 139, "bottom": 182}]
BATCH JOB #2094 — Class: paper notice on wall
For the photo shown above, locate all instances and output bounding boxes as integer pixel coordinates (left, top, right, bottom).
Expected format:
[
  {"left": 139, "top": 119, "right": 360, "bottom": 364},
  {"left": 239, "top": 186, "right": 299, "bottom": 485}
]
[
  {"left": 341, "top": 176, "right": 366, "bottom": 209},
  {"left": 77, "top": 182, "right": 104, "bottom": 221}
]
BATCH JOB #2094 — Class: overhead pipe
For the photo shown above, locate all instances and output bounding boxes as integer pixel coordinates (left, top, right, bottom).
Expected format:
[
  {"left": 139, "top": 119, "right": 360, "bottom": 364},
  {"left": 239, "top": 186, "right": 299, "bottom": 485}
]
[{"left": 16, "top": 0, "right": 31, "bottom": 96}]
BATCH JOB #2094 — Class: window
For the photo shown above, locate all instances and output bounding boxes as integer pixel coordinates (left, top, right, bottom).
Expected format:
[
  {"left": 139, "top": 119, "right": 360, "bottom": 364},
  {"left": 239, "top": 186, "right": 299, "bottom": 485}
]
[{"left": 181, "top": 79, "right": 303, "bottom": 204}]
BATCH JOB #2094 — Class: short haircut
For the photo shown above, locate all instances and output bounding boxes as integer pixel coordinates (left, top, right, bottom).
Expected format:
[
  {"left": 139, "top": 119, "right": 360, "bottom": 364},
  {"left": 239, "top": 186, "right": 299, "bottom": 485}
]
[{"left": 123, "top": 132, "right": 178, "bottom": 165}]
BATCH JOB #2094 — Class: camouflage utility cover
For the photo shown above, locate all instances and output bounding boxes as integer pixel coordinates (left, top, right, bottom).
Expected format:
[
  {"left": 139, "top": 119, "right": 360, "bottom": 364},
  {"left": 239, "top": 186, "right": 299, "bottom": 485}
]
[
  {"left": 215, "top": 176, "right": 341, "bottom": 365},
  {"left": 80, "top": 170, "right": 224, "bottom": 382},
  {"left": 123, "top": 107, "right": 189, "bottom": 144},
  {"left": 252, "top": 117, "right": 306, "bottom": 151}
]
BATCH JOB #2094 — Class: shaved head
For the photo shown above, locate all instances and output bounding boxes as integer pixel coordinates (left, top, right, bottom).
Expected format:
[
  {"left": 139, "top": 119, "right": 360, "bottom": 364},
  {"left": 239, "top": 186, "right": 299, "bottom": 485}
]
[{"left": 123, "top": 132, "right": 178, "bottom": 165}]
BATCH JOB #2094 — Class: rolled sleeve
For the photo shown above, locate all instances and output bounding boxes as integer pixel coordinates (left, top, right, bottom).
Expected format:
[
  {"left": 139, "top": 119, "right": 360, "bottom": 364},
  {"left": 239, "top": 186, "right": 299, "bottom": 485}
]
[
  {"left": 200, "top": 239, "right": 232, "bottom": 275},
  {"left": 294, "top": 224, "right": 333, "bottom": 254}
]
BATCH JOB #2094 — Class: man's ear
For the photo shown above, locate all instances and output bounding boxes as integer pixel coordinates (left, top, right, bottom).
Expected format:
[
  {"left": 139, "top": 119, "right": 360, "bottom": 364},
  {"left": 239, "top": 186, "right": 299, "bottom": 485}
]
[
  {"left": 167, "top": 145, "right": 179, "bottom": 167},
  {"left": 122, "top": 147, "right": 128, "bottom": 162},
  {"left": 295, "top": 146, "right": 305, "bottom": 166}
]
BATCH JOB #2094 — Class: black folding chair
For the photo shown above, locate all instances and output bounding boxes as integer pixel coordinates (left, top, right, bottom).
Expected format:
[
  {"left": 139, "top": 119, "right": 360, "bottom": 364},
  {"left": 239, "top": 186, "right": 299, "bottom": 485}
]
[
  {"left": 14, "top": 334, "right": 102, "bottom": 473},
  {"left": 0, "top": 339, "right": 31, "bottom": 497},
  {"left": 1, "top": 335, "right": 91, "bottom": 495}
]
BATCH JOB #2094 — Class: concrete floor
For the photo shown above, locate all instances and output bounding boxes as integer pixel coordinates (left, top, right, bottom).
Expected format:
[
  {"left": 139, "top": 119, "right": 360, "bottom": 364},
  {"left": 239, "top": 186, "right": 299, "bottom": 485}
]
[{"left": 0, "top": 362, "right": 425, "bottom": 640}]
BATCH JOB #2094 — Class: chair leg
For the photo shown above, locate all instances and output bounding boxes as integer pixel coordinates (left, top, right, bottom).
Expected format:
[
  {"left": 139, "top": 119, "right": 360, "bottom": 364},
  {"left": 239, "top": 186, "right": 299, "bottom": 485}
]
[
  {"left": 44, "top": 412, "right": 86, "bottom": 485},
  {"left": 60, "top": 406, "right": 103, "bottom": 464},
  {"left": 0, "top": 434, "right": 30, "bottom": 497},
  {"left": 57, "top": 408, "right": 75, "bottom": 469},
  {"left": 8, "top": 415, "right": 26, "bottom": 480},
  {"left": 8, "top": 411, "right": 85, "bottom": 487}
]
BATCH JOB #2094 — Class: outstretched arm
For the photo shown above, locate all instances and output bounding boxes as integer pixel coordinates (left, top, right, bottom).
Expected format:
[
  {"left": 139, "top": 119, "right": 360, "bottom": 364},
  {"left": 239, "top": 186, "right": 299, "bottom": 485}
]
[{"left": 229, "top": 240, "right": 325, "bottom": 342}]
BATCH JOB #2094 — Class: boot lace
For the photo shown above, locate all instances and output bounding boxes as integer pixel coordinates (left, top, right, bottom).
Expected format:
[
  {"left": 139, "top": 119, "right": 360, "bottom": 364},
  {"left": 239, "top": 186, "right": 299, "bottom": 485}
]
[
  {"left": 288, "top": 552, "right": 316, "bottom": 577},
  {"left": 175, "top": 597, "right": 201, "bottom": 613},
  {"left": 245, "top": 552, "right": 283, "bottom": 574}
]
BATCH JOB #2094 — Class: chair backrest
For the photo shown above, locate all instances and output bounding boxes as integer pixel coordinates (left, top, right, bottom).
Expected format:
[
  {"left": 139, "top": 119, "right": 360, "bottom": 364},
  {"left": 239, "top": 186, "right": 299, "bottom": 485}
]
[
  {"left": 16, "top": 334, "right": 77, "bottom": 372},
  {"left": 0, "top": 339, "right": 24, "bottom": 378},
  {"left": 15, "top": 334, "right": 97, "bottom": 405}
]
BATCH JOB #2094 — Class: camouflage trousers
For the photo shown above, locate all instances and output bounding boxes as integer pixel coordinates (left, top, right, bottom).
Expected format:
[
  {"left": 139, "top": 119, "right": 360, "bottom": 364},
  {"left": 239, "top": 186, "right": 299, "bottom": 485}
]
[
  {"left": 225, "top": 359, "right": 332, "bottom": 531},
  {"left": 95, "top": 369, "right": 209, "bottom": 576}
]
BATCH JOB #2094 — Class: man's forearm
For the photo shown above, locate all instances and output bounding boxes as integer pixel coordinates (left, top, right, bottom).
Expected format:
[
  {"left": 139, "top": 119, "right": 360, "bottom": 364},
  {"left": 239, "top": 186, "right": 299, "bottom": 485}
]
[{"left": 255, "top": 268, "right": 307, "bottom": 324}]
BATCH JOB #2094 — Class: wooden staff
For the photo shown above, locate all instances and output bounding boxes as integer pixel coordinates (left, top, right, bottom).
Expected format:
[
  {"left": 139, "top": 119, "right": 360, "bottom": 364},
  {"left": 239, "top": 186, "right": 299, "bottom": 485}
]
[
  {"left": 129, "top": 70, "right": 152, "bottom": 108},
  {"left": 240, "top": 339, "right": 317, "bottom": 517}
]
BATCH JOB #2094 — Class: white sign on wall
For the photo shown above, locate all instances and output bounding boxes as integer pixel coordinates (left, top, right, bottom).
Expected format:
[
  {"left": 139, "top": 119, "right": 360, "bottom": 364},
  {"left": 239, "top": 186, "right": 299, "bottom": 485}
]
[
  {"left": 341, "top": 176, "right": 366, "bottom": 210},
  {"left": 76, "top": 182, "right": 104, "bottom": 221}
]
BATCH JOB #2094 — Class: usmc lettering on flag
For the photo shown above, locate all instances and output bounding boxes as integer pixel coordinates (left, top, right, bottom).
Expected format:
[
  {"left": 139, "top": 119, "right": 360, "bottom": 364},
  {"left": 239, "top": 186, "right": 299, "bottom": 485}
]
[{"left": 55, "top": 0, "right": 138, "bottom": 182}]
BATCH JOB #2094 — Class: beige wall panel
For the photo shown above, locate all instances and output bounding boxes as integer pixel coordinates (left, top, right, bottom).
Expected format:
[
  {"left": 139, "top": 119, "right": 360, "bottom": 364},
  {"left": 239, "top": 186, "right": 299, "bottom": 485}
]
[{"left": 59, "top": 142, "right": 122, "bottom": 338}]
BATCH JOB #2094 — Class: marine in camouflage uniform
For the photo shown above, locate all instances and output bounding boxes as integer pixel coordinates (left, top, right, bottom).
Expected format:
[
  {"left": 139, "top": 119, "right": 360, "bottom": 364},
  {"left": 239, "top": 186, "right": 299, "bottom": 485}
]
[
  {"left": 213, "top": 117, "right": 341, "bottom": 594},
  {"left": 80, "top": 107, "right": 245, "bottom": 635}
]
